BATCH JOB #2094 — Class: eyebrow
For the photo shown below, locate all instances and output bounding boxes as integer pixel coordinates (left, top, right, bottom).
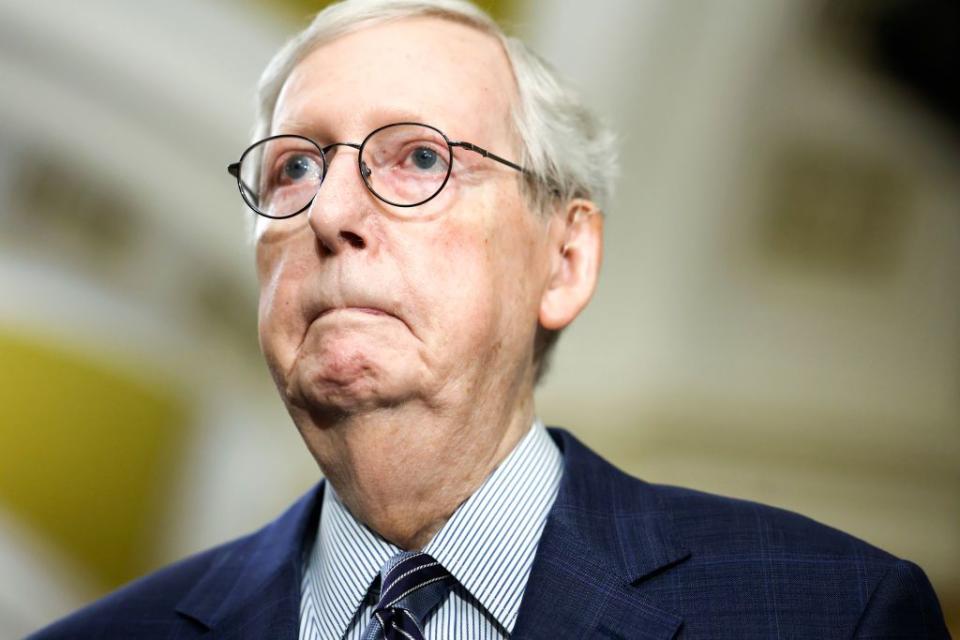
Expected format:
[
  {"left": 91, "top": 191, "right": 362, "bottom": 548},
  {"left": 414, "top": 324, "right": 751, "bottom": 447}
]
[
  {"left": 270, "top": 118, "right": 332, "bottom": 143},
  {"left": 273, "top": 109, "right": 445, "bottom": 142}
]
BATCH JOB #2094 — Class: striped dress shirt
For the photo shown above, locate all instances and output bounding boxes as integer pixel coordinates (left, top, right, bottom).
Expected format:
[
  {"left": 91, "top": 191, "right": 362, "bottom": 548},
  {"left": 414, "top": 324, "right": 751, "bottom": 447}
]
[{"left": 299, "top": 419, "right": 563, "bottom": 639}]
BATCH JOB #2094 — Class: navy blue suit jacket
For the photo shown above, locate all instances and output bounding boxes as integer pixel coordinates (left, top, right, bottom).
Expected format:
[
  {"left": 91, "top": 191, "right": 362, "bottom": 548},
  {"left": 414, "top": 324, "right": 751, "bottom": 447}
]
[{"left": 30, "top": 428, "right": 950, "bottom": 639}]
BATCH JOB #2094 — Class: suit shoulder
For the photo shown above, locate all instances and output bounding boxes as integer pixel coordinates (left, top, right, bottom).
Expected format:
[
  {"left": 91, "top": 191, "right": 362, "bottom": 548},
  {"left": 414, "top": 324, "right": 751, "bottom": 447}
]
[
  {"left": 648, "top": 480, "right": 896, "bottom": 563},
  {"left": 27, "top": 532, "right": 257, "bottom": 639},
  {"left": 554, "top": 427, "right": 897, "bottom": 565},
  {"left": 29, "top": 483, "right": 323, "bottom": 638},
  {"left": 638, "top": 482, "right": 948, "bottom": 636}
]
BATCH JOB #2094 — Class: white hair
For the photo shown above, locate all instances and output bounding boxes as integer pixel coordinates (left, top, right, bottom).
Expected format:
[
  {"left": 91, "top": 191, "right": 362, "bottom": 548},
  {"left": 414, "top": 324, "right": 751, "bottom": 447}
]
[
  {"left": 253, "top": 0, "right": 617, "bottom": 216},
  {"left": 252, "top": 0, "right": 618, "bottom": 381}
]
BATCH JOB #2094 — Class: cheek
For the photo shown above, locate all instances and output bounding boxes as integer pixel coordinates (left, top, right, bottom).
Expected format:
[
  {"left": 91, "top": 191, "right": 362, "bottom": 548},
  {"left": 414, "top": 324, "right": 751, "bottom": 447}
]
[
  {"left": 255, "top": 247, "right": 310, "bottom": 360},
  {"left": 401, "top": 222, "right": 490, "bottom": 340},
  {"left": 413, "top": 208, "right": 528, "bottom": 345}
]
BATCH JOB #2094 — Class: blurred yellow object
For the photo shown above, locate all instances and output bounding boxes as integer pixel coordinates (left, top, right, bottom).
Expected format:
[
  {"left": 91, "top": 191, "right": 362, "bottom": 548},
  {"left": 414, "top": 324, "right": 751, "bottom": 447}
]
[{"left": 0, "top": 329, "right": 189, "bottom": 591}]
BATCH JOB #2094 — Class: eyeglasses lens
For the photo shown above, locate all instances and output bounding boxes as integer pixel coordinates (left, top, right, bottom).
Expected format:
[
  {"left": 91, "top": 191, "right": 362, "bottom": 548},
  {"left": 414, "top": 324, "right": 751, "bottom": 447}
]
[
  {"left": 361, "top": 124, "right": 452, "bottom": 206},
  {"left": 241, "top": 136, "right": 324, "bottom": 219}
]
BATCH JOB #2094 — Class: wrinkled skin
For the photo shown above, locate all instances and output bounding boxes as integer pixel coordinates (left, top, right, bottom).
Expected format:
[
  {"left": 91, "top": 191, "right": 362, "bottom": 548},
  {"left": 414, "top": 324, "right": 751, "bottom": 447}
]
[{"left": 255, "top": 16, "right": 602, "bottom": 549}]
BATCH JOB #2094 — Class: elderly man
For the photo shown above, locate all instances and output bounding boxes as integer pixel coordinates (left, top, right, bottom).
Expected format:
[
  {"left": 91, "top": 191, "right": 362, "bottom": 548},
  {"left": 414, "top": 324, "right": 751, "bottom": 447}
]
[{"left": 33, "top": 0, "right": 949, "bottom": 638}]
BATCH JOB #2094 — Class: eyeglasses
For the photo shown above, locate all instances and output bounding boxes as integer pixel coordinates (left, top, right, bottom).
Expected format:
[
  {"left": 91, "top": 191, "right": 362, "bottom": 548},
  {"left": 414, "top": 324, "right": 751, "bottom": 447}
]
[{"left": 227, "top": 122, "right": 525, "bottom": 219}]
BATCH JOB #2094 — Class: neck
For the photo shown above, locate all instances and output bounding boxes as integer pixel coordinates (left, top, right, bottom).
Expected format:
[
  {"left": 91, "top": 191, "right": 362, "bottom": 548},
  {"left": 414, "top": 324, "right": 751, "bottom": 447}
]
[{"left": 293, "top": 389, "right": 536, "bottom": 549}]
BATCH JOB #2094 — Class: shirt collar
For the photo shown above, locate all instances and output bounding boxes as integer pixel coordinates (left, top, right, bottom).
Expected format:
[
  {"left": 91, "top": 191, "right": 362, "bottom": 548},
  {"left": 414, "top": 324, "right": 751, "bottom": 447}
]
[
  {"left": 424, "top": 418, "right": 563, "bottom": 632},
  {"left": 307, "top": 484, "right": 397, "bottom": 636},
  {"left": 303, "top": 418, "right": 563, "bottom": 634}
]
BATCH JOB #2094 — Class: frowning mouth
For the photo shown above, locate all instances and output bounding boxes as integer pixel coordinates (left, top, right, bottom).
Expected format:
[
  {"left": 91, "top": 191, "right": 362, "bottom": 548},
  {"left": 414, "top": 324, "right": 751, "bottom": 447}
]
[
  {"left": 306, "top": 303, "right": 420, "bottom": 343},
  {"left": 317, "top": 306, "right": 390, "bottom": 318}
]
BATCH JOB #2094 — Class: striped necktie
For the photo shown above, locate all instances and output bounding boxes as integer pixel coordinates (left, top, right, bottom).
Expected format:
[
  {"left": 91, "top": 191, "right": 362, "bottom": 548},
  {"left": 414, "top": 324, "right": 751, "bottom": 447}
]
[{"left": 360, "top": 551, "right": 453, "bottom": 640}]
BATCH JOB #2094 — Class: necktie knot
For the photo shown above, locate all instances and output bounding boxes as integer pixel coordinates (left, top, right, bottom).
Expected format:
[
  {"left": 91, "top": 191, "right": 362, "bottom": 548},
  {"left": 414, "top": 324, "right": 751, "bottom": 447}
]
[{"left": 362, "top": 551, "right": 453, "bottom": 640}]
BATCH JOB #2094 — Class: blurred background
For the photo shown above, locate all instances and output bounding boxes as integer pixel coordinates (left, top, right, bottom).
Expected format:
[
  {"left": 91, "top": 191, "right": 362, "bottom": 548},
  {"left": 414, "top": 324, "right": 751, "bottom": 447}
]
[{"left": 0, "top": 0, "right": 957, "bottom": 635}]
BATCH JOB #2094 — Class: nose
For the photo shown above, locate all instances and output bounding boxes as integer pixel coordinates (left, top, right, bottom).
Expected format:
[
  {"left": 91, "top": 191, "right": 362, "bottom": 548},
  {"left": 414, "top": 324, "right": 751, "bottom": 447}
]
[{"left": 306, "top": 143, "right": 371, "bottom": 255}]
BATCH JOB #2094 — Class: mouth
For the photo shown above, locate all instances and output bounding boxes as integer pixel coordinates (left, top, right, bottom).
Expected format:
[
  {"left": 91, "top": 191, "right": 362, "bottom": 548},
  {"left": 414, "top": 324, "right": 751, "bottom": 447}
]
[
  {"left": 304, "top": 299, "right": 420, "bottom": 343},
  {"left": 317, "top": 306, "right": 390, "bottom": 318}
]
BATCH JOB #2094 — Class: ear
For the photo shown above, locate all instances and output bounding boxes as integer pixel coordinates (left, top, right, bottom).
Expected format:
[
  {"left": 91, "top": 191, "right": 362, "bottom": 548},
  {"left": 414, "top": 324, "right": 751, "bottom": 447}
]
[{"left": 539, "top": 198, "right": 604, "bottom": 331}]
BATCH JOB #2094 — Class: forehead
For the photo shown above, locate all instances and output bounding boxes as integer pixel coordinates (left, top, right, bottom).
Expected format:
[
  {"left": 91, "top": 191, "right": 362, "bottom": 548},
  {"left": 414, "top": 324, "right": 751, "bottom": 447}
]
[{"left": 273, "top": 17, "right": 517, "bottom": 143}]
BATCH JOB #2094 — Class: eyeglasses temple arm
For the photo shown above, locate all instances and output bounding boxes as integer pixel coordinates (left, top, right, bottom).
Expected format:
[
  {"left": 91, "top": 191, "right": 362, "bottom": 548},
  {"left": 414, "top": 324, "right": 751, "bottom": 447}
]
[
  {"left": 451, "top": 141, "right": 526, "bottom": 174},
  {"left": 228, "top": 162, "right": 261, "bottom": 206}
]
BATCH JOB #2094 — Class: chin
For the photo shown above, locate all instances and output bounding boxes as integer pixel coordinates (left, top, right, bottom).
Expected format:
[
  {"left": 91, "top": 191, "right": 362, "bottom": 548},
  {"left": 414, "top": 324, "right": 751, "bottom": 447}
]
[{"left": 285, "top": 350, "right": 411, "bottom": 418}]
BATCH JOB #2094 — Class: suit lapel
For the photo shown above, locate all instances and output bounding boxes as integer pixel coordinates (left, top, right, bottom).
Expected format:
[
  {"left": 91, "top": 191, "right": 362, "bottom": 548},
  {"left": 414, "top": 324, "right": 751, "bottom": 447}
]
[
  {"left": 511, "top": 429, "right": 691, "bottom": 640},
  {"left": 174, "top": 482, "right": 325, "bottom": 639}
]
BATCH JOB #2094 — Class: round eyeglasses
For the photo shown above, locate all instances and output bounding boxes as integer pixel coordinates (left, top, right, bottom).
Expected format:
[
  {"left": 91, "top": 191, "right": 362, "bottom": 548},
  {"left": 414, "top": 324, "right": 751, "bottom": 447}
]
[{"left": 227, "top": 122, "right": 526, "bottom": 219}]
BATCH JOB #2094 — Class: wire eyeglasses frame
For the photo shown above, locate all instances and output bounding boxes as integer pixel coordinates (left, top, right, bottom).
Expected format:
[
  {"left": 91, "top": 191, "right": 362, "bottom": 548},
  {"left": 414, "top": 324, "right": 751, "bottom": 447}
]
[{"left": 227, "top": 121, "right": 527, "bottom": 220}]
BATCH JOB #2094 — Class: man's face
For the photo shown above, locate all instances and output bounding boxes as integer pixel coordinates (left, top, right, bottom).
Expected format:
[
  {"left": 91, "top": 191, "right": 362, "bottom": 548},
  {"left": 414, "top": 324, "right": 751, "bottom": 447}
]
[{"left": 256, "top": 17, "right": 553, "bottom": 418}]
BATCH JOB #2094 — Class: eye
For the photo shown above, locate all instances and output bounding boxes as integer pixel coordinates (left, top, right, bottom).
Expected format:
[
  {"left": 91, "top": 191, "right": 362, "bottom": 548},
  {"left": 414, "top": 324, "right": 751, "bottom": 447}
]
[
  {"left": 410, "top": 146, "right": 439, "bottom": 171},
  {"left": 281, "top": 154, "right": 318, "bottom": 182}
]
